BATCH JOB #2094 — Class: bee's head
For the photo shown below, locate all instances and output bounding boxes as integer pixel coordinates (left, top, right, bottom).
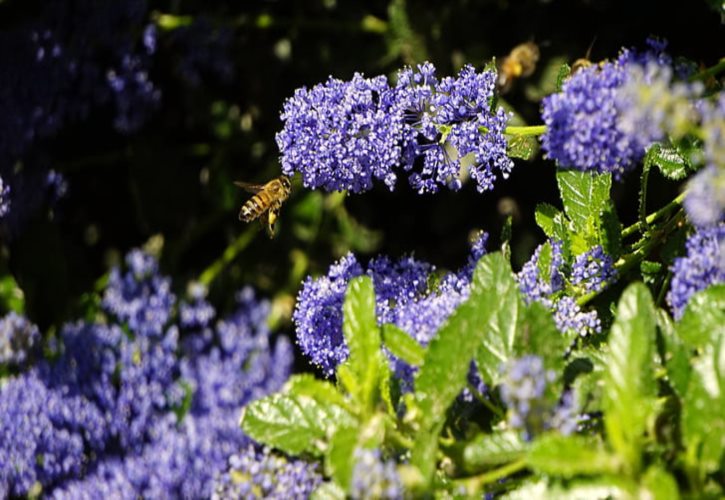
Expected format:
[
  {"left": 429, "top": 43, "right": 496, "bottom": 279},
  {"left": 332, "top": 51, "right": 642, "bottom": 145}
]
[{"left": 280, "top": 175, "right": 292, "bottom": 190}]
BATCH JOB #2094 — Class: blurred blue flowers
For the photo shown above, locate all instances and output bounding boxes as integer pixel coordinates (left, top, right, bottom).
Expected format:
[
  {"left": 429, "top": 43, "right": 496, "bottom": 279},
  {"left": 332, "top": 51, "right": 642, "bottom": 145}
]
[
  {"left": 0, "top": 249, "right": 292, "bottom": 497},
  {"left": 667, "top": 223, "right": 725, "bottom": 320}
]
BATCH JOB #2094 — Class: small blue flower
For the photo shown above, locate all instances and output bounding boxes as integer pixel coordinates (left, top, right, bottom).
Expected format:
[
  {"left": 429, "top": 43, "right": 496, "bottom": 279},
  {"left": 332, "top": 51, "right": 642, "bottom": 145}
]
[
  {"left": 684, "top": 165, "right": 725, "bottom": 228},
  {"left": 212, "top": 446, "right": 322, "bottom": 500},
  {"left": 571, "top": 245, "right": 617, "bottom": 293},
  {"left": 351, "top": 448, "right": 403, "bottom": 500},
  {"left": 667, "top": 224, "right": 725, "bottom": 319},
  {"left": 0, "top": 312, "right": 39, "bottom": 365},
  {"left": 500, "top": 355, "right": 577, "bottom": 439},
  {"left": 541, "top": 40, "right": 672, "bottom": 177}
]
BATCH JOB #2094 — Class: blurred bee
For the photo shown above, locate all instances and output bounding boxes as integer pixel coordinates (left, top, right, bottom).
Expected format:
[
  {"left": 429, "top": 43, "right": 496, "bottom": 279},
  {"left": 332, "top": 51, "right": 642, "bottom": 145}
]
[
  {"left": 497, "top": 42, "right": 540, "bottom": 94},
  {"left": 235, "top": 175, "right": 292, "bottom": 238},
  {"left": 569, "top": 38, "right": 597, "bottom": 77}
]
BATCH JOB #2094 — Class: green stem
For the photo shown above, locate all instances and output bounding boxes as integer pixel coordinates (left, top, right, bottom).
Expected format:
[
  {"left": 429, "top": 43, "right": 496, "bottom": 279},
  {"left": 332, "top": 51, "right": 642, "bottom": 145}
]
[
  {"left": 467, "top": 383, "right": 504, "bottom": 419},
  {"left": 198, "top": 226, "right": 257, "bottom": 286},
  {"left": 621, "top": 192, "right": 686, "bottom": 239},
  {"left": 503, "top": 125, "right": 547, "bottom": 137},
  {"left": 457, "top": 458, "right": 528, "bottom": 494},
  {"left": 689, "top": 57, "right": 725, "bottom": 82}
]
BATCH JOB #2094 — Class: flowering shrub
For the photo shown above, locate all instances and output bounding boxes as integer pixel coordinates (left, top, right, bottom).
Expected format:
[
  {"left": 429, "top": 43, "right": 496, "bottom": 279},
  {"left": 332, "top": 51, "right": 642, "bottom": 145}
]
[{"left": 1, "top": 2, "right": 723, "bottom": 498}]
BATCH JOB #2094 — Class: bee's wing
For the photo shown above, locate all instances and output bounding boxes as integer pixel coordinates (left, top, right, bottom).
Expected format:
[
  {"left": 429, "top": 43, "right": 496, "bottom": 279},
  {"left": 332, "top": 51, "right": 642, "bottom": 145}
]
[{"left": 234, "top": 181, "right": 265, "bottom": 194}]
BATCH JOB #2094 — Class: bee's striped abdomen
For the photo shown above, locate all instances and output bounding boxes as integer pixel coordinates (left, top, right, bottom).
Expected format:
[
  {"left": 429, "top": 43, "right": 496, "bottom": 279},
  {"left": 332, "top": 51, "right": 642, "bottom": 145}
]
[{"left": 240, "top": 192, "right": 270, "bottom": 222}]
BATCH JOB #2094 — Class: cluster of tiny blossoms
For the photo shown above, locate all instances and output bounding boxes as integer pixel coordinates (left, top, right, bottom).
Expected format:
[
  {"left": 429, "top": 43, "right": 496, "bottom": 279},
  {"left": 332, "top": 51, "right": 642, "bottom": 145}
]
[
  {"left": 667, "top": 223, "right": 725, "bottom": 320},
  {"left": 541, "top": 40, "right": 674, "bottom": 177},
  {"left": 499, "top": 355, "right": 578, "bottom": 440},
  {"left": 293, "top": 233, "right": 487, "bottom": 378},
  {"left": 350, "top": 448, "right": 404, "bottom": 500},
  {"left": 517, "top": 241, "right": 616, "bottom": 336},
  {"left": 212, "top": 446, "right": 322, "bottom": 499},
  {"left": 0, "top": 312, "right": 39, "bottom": 365},
  {"left": 0, "top": 250, "right": 292, "bottom": 498},
  {"left": 277, "top": 62, "right": 512, "bottom": 194}
]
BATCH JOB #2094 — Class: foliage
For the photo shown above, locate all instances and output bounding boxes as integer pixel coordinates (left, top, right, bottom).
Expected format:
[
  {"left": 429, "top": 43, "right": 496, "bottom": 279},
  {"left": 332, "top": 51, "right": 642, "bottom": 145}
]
[{"left": 1, "top": 0, "right": 724, "bottom": 497}]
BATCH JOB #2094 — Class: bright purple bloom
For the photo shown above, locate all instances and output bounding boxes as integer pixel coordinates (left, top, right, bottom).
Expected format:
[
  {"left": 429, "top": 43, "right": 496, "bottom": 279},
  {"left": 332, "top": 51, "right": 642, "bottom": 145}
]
[
  {"left": 667, "top": 224, "right": 725, "bottom": 319},
  {"left": 351, "top": 448, "right": 403, "bottom": 500},
  {"left": 212, "top": 446, "right": 322, "bottom": 500},
  {"left": 684, "top": 165, "right": 725, "bottom": 228},
  {"left": 571, "top": 245, "right": 617, "bottom": 293},
  {"left": 541, "top": 40, "right": 671, "bottom": 177},
  {"left": 0, "top": 312, "right": 40, "bottom": 365}
]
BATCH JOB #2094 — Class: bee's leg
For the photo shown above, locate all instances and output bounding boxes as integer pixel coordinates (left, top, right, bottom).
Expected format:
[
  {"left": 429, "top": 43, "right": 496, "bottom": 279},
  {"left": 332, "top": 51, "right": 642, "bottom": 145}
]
[{"left": 265, "top": 205, "right": 281, "bottom": 238}]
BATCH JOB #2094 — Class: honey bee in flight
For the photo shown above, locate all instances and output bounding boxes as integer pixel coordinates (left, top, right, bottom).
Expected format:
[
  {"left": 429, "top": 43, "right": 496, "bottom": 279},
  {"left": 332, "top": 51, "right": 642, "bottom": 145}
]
[
  {"left": 234, "top": 175, "right": 292, "bottom": 238},
  {"left": 497, "top": 42, "right": 540, "bottom": 94}
]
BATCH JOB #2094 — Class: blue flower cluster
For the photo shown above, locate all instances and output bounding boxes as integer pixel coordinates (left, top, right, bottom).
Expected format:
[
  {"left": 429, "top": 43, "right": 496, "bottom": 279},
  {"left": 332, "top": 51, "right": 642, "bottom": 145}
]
[
  {"left": 541, "top": 40, "right": 672, "bottom": 177},
  {"left": 685, "top": 94, "right": 725, "bottom": 228},
  {"left": 571, "top": 245, "right": 617, "bottom": 293},
  {"left": 350, "top": 448, "right": 403, "bottom": 500},
  {"left": 277, "top": 62, "right": 512, "bottom": 194},
  {"left": 667, "top": 224, "right": 725, "bottom": 320},
  {"left": 294, "top": 233, "right": 487, "bottom": 377},
  {"left": 0, "top": 312, "right": 40, "bottom": 366},
  {"left": 0, "top": 250, "right": 292, "bottom": 498},
  {"left": 517, "top": 240, "right": 614, "bottom": 337},
  {"left": 212, "top": 446, "right": 322, "bottom": 499},
  {"left": 499, "top": 355, "right": 577, "bottom": 439}
]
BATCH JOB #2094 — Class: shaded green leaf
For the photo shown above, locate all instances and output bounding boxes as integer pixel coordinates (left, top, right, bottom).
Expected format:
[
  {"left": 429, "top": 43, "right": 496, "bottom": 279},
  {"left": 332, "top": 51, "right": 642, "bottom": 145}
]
[
  {"left": 555, "top": 63, "right": 571, "bottom": 91},
  {"left": 682, "top": 335, "right": 725, "bottom": 475},
  {"left": 603, "top": 283, "right": 657, "bottom": 472},
  {"left": 241, "top": 394, "right": 354, "bottom": 456},
  {"left": 517, "top": 301, "right": 568, "bottom": 372},
  {"left": 342, "top": 276, "right": 383, "bottom": 413},
  {"left": 0, "top": 275, "right": 25, "bottom": 313},
  {"left": 527, "top": 434, "right": 618, "bottom": 477},
  {"left": 676, "top": 284, "right": 725, "bottom": 349},
  {"left": 412, "top": 252, "right": 521, "bottom": 483},
  {"left": 656, "top": 309, "right": 691, "bottom": 397},
  {"left": 506, "top": 135, "right": 539, "bottom": 161},
  {"left": 382, "top": 323, "right": 425, "bottom": 367},
  {"left": 534, "top": 203, "right": 562, "bottom": 239},
  {"left": 640, "top": 466, "right": 680, "bottom": 500},
  {"left": 556, "top": 170, "right": 611, "bottom": 235},
  {"left": 311, "top": 482, "right": 346, "bottom": 500},
  {"left": 462, "top": 431, "right": 527, "bottom": 472},
  {"left": 473, "top": 255, "right": 523, "bottom": 385},
  {"left": 645, "top": 142, "right": 692, "bottom": 181},
  {"left": 600, "top": 203, "right": 622, "bottom": 258},
  {"left": 326, "top": 425, "right": 358, "bottom": 491},
  {"left": 284, "top": 374, "right": 350, "bottom": 409}
]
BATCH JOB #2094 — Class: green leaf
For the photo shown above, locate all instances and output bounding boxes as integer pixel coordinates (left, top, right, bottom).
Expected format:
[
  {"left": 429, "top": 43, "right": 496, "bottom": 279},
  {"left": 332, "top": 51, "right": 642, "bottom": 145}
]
[
  {"left": 284, "top": 374, "right": 350, "bottom": 409},
  {"left": 506, "top": 135, "right": 539, "bottom": 161},
  {"left": 504, "top": 478, "right": 631, "bottom": 500},
  {"left": 311, "top": 482, "right": 346, "bottom": 500},
  {"left": 462, "top": 431, "right": 527, "bottom": 472},
  {"left": 412, "top": 252, "right": 521, "bottom": 483},
  {"left": 556, "top": 170, "right": 611, "bottom": 235},
  {"left": 527, "top": 434, "right": 618, "bottom": 477},
  {"left": 640, "top": 466, "right": 680, "bottom": 500},
  {"left": 603, "top": 283, "right": 658, "bottom": 473},
  {"left": 644, "top": 142, "right": 692, "bottom": 181},
  {"left": 555, "top": 63, "right": 571, "bottom": 91},
  {"left": 656, "top": 309, "right": 691, "bottom": 397},
  {"left": 382, "top": 323, "right": 425, "bottom": 366},
  {"left": 600, "top": 203, "right": 622, "bottom": 258},
  {"left": 0, "top": 275, "right": 25, "bottom": 313},
  {"left": 676, "top": 284, "right": 725, "bottom": 349},
  {"left": 534, "top": 203, "right": 562, "bottom": 239},
  {"left": 517, "top": 301, "right": 568, "bottom": 371},
  {"left": 341, "top": 276, "right": 383, "bottom": 413},
  {"left": 682, "top": 335, "right": 725, "bottom": 475},
  {"left": 473, "top": 255, "right": 523, "bottom": 385},
  {"left": 241, "top": 394, "right": 354, "bottom": 456},
  {"left": 326, "top": 425, "right": 358, "bottom": 491},
  {"left": 640, "top": 261, "right": 662, "bottom": 286}
]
